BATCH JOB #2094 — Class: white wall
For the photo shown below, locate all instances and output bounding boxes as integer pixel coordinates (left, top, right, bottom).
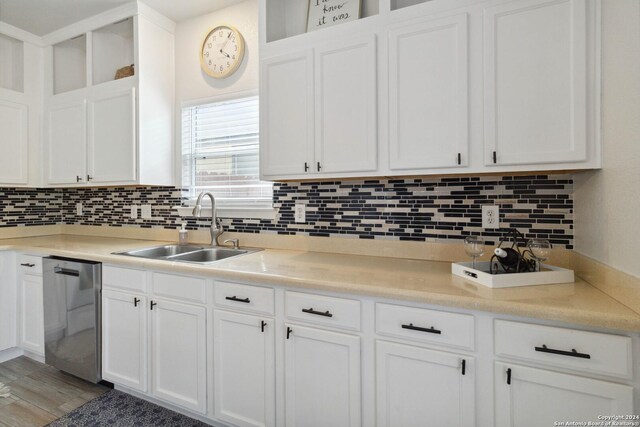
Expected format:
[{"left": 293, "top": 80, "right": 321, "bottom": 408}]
[
  {"left": 174, "top": 0, "right": 258, "bottom": 104},
  {"left": 574, "top": 0, "right": 640, "bottom": 278}
]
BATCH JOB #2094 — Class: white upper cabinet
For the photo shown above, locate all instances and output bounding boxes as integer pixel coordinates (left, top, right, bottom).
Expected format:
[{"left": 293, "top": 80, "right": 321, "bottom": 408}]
[
  {"left": 389, "top": 14, "right": 468, "bottom": 170},
  {"left": 260, "top": 51, "right": 314, "bottom": 177},
  {"left": 484, "top": 0, "right": 588, "bottom": 166},
  {"left": 0, "top": 100, "right": 28, "bottom": 184},
  {"left": 47, "top": 100, "right": 87, "bottom": 184},
  {"left": 87, "top": 86, "right": 137, "bottom": 184},
  {"left": 43, "top": 7, "right": 175, "bottom": 187},
  {"left": 315, "top": 35, "right": 377, "bottom": 174},
  {"left": 494, "top": 362, "right": 633, "bottom": 427}
]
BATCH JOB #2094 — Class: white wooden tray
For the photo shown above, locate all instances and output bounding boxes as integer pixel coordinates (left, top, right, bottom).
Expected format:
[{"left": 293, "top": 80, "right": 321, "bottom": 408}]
[{"left": 451, "top": 261, "right": 575, "bottom": 289}]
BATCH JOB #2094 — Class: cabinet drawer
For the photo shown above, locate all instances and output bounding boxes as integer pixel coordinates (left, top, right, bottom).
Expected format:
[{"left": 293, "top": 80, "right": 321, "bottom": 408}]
[
  {"left": 103, "top": 265, "right": 147, "bottom": 293},
  {"left": 18, "top": 254, "right": 42, "bottom": 276},
  {"left": 214, "top": 281, "right": 274, "bottom": 316},
  {"left": 285, "top": 291, "right": 361, "bottom": 331},
  {"left": 495, "top": 320, "right": 633, "bottom": 378},
  {"left": 152, "top": 272, "right": 207, "bottom": 304},
  {"left": 376, "top": 303, "right": 475, "bottom": 351}
]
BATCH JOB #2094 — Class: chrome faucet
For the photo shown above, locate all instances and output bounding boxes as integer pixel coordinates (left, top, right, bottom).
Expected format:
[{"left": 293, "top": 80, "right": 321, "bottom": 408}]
[{"left": 192, "top": 192, "right": 224, "bottom": 246}]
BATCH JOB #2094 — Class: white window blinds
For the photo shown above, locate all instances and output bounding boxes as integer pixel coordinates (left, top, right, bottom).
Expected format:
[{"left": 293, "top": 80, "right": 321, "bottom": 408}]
[{"left": 182, "top": 95, "right": 273, "bottom": 209}]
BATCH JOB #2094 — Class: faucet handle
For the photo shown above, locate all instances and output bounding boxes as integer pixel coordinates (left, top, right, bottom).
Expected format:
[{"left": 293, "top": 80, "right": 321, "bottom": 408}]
[{"left": 224, "top": 239, "right": 239, "bottom": 249}]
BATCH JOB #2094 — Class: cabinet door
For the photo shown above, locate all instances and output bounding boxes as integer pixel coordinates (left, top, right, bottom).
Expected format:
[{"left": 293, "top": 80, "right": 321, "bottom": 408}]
[
  {"left": 102, "top": 290, "right": 147, "bottom": 392},
  {"left": 389, "top": 14, "right": 468, "bottom": 170},
  {"left": 260, "top": 51, "right": 314, "bottom": 177},
  {"left": 0, "top": 100, "right": 28, "bottom": 184},
  {"left": 150, "top": 299, "right": 207, "bottom": 414},
  {"left": 495, "top": 363, "right": 633, "bottom": 427},
  {"left": 213, "top": 310, "right": 275, "bottom": 427},
  {"left": 284, "top": 324, "right": 360, "bottom": 427},
  {"left": 88, "top": 87, "right": 137, "bottom": 183},
  {"left": 47, "top": 100, "right": 86, "bottom": 184},
  {"left": 376, "top": 340, "right": 474, "bottom": 427},
  {"left": 315, "top": 35, "right": 377, "bottom": 174},
  {"left": 484, "top": 0, "right": 587, "bottom": 165},
  {"left": 19, "top": 274, "right": 44, "bottom": 355}
]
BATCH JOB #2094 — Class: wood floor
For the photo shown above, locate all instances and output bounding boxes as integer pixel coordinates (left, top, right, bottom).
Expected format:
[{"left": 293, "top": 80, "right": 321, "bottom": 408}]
[{"left": 0, "top": 356, "right": 108, "bottom": 427}]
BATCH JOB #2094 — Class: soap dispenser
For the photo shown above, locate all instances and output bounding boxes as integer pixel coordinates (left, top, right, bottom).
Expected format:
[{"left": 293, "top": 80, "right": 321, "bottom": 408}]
[{"left": 179, "top": 223, "right": 189, "bottom": 245}]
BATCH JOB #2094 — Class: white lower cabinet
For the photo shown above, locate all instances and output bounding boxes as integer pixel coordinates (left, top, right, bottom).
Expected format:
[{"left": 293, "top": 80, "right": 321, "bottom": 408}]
[
  {"left": 376, "top": 340, "right": 474, "bottom": 427},
  {"left": 494, "top": 362, "right": 634, "bottom": 427},
  {"left": 19, "top": 272, "right": 44, "bottom": 355},
  {"left": 284, "top": 323, "right": 361, "bottom": 427},
  {"left": 213, "top": 309, "right": 275, "bottom": 427},
  {"left": 102, "top": 289, "right": 147, "bottom": 392},
  {"left": 150, "top": 298, "right": 207, "bottom": 414}
]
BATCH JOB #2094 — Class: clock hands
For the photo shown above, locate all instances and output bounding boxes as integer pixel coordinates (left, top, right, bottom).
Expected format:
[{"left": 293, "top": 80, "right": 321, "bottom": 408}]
[{"left": 219, "top": 30, "right": 233, "bottom": 58}]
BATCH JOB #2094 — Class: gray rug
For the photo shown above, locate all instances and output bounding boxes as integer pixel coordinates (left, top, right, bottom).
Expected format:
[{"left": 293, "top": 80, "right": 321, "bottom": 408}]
[{"left": 47, "top": 389, "right": 210, "bottom": 426}]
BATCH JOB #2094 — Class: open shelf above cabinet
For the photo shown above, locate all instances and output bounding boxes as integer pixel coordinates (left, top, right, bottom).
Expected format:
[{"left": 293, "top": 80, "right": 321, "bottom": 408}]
[
  {"left": 265, "top": 0, "right": 380, "bottom": 43},
  {"left": 0, "top": 33, "right": 24, "bottom": 93},
  {"left": 390, "top": 0, "right": 434, "bottom": 11},
  {"left": 53, "top": 35, "right": 87, "bottom": 95},
  {"left": 92, "top": 17, "right": 135, "bottom": 85}
]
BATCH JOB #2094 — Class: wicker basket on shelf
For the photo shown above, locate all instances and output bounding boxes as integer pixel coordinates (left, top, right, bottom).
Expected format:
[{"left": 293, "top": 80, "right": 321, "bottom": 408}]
[{"left": 115, "top": 64, "right": 135, "bottom": 80}]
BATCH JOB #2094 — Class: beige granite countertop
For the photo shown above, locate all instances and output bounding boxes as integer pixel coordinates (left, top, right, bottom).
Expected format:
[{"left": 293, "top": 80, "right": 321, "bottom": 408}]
[{"left": 2, "top": 234, "right": 640, "bottom": 332}]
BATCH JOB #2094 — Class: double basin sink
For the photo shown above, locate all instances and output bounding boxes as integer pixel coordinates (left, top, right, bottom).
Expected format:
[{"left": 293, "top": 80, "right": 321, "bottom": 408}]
[{"left": 115, "top": 244, "right": 260, "bottom": 264}]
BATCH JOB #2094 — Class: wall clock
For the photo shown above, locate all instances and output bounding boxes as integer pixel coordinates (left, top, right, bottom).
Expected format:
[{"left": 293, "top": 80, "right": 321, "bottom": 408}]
[{"left": 200, "top": 25, "right": 245, "bottom": 79}]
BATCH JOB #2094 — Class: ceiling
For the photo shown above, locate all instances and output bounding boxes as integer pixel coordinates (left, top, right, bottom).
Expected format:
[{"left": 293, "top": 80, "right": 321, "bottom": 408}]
[{"left": 0, "top": 0, "right": 246, "bottom": 36}]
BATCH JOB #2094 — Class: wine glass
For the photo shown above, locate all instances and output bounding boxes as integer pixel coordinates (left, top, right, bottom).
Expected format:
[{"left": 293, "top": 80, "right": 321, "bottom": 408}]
[
  {"left": 528, "top": 239, "right": 552, "bottom": 271},
  {"left": 464, "top": 236, "right": 485, "bottom": 270}
]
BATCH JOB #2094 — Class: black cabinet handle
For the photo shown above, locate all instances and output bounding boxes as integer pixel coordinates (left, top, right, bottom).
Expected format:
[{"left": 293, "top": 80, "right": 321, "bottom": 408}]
[
  {"left": 302, "top": 308, "right": 333, "bottom": 318},
  {"left": 20, "top": 263, "right": 35, "bottom": 267},
  {"left": 534, "top": 345, "right": 591, "bottom": 359},
  {"left": 134, "top": 298, "right": 140, "bottom": 307},
  {"left": 506, "top": 368, "right": 512, "bottom": 385},
  {"left": 461, "top": 359, "right": 466, "bottom": 376},
  {"left": 304, "top": 162, "right": 309, "bottom": 172},
  {"left": 76, "top": 175, "right": 82, "bottom": 182},
  {"left": 286, "top": 327, "right": 292, "bottom": 339},
  {"left": 261, "top": 320, "right": 267, "bottom": 333},
  {"left": 492, "top": 151, "right": 497, "bottom": 164},
  {"left": 87, "top": 174, "right": 93, "bottom": 181},
  {"left": 317, "top": 162, "right": 322, "bottom": 172},
  {"left": 457, "top": 152, "right": 461, "bottom": 165},
  {"left": 401, "top": 323, "right": 441, "bottom": 335},
  {"left": 150, "top": 301, "right": 157, "bottom": 310},
  {"left": 226, "top": 296, "right": 250, "bottom": 304}
]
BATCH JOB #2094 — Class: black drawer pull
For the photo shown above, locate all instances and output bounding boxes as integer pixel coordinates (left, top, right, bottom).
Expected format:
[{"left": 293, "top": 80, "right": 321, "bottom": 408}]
[
  {"left": 506, "top": 368, "right": 512, "bottom": 385},
  {"left": 261, "top": 320, "right": 267, "bottom": 333},
  {"left": 150, "top": 301, "right": 157, "bottom": 310},
  {"left": 302, "top": 308, "right": 333, "bottom": 318},
  {"left": 535, "top": 345, "right": 591, "bottom": 359},
  {"left": 20, "top": 263, "right": 35, "bottom": 267},
  {"left": 286, "top": 327, "right": 292, "bottom": 339},
  {"left": 401, "top": 323, "right": 441, "bottom": 335},
  {"left": 134, "top": 298, "right": 140, "bottom": 307},
  {"left": 461, "top": 359, "right": 466, "bottom": 376},
  {"left": 226, "top": 296, "right": 250, "bottom": 304}
]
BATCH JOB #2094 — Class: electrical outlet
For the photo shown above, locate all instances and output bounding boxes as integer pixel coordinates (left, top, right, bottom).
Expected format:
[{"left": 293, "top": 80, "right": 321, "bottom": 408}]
[
  {"left": 130, "top": 205, "right": 138, "bottom": 219},
  {"left": 141, "top": 205, "right": 152, "bottom": 219},
  {"left": 482, "top": 205, "right": 500, "bottom": 229},
  {"left": 76, "top": 203, "right": 83, "bottom": 216},
  {"left": 294, "top": 203, "right": 306, "bottom": 223}
]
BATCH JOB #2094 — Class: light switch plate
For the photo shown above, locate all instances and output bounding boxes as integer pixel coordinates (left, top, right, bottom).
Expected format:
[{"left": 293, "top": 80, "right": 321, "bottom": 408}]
[
  {"left": 294, "top": 204, "right": 306, "bottom": 223},
  {"left": 141, "top": 205, "right": 152, "bottom": 219}
]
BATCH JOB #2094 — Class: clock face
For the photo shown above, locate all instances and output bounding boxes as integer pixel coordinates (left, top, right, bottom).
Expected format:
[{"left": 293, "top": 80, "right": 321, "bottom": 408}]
[{"left": 200, "top": 25, "right": 245, "bottom": 79}]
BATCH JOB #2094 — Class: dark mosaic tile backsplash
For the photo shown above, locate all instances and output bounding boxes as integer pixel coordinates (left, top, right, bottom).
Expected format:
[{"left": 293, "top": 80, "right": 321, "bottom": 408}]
[{"left": 0, "top": 174, "right": 574, "bottom": 248}]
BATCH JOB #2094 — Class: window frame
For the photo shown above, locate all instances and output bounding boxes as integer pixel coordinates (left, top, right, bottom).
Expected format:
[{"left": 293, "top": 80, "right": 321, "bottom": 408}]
[{"left": 177, "top": 90, "right": 276, "bottom": 220}]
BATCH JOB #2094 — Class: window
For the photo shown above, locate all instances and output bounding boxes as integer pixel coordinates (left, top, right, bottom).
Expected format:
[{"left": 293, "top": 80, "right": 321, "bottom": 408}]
[{"left": 182, "top": 95, "right": 273, "bottom": 210}]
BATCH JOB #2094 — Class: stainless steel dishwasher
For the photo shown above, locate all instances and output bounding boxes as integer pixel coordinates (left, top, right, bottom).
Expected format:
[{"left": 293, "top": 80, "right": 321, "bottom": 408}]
[{"left": 43, "top": 256, "right": 102, "bottom": 383}]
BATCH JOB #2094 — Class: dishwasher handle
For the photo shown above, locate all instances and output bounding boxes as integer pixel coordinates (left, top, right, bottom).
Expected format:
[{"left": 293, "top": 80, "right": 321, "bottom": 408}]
[{"left": 54, "top": 266, "right": 80, "bottom": 277}]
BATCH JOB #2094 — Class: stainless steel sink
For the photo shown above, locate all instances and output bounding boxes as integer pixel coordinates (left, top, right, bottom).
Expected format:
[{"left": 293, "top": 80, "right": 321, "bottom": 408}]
[
  {"left": 114, "top": 244, "right": 259, "bottom": 264},
  {"left": 169, "top": 248, "right": 249, "bottom": 263},
  {"left": 118, "top": 244, "right": 205, "bottom": 259}
]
